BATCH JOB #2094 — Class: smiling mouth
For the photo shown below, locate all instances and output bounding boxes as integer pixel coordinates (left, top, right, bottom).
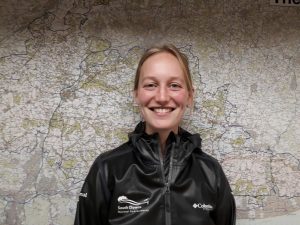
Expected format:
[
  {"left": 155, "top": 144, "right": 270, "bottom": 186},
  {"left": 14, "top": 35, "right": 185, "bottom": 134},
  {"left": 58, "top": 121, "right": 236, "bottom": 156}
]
[{"left": 150, "top": 107, "right": 175, "bottom": 113}]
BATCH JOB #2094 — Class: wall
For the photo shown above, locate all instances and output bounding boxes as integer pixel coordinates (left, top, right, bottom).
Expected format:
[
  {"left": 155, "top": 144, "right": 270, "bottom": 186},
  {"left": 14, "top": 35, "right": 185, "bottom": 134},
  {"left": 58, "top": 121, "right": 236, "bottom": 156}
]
[{"left": 0, "top": 0, "right": 299, "bottom": 224}]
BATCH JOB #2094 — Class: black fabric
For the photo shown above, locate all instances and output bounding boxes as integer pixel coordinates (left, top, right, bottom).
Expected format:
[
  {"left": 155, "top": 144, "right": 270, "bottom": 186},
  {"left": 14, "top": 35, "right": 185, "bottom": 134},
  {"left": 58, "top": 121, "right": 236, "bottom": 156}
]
[{"left": 74, "top": 122, "right": 236, "bottom": 225}]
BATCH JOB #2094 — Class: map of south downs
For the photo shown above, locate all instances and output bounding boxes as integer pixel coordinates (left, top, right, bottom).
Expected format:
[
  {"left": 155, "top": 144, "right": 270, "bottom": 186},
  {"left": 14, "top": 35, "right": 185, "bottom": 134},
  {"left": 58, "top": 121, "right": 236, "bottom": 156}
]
[{"left": 0, "top": 0, "right": 299, "bottom": 224}]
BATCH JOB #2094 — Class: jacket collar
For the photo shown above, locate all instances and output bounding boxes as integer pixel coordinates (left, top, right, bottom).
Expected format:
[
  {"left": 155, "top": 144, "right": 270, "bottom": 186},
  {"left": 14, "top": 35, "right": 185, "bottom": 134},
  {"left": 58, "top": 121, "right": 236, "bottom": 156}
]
[{"left": 129, "top": 122, "right": 202, "bottom": 165}]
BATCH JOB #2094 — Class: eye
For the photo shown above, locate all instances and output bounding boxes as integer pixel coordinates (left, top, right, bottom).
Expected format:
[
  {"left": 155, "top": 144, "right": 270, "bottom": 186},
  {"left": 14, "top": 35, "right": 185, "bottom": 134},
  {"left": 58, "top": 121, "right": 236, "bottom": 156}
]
[
  {"left": 143, "top": 83, "right": 157, "bottom": 90},
  {"left": 169, "top": 83, "right": 182, "bottom": 90}
]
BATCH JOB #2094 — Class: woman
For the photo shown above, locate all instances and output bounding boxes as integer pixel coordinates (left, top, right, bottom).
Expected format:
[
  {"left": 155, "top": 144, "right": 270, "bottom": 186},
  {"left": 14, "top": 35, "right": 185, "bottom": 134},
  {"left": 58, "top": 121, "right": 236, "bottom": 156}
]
[{"left": 74, "top": 44, "right": 236, "bottom": 225}]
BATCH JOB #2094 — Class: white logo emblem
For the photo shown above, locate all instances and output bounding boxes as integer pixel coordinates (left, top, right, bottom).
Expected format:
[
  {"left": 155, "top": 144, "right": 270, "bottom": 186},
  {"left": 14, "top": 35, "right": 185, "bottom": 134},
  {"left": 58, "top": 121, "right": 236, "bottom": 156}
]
[
  {"left": 79, "top": 192, "right": 87, "bottom": 198},
  {"left": 118, "top": 196, "right": 149, "bottom": 206},
  {"left": 117, "top": 195, "right": 150, "bottom": 214},
  {"left": 193, "top": 203, "right": 213, "bottom": 211}
]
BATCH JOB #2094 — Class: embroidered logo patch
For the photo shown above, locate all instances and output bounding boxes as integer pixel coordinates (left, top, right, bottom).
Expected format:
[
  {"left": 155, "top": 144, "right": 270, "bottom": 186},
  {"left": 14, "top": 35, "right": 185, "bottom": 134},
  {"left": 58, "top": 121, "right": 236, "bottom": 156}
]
[{"left": 117, "top": 195, "right": 149, "bottom": 214}]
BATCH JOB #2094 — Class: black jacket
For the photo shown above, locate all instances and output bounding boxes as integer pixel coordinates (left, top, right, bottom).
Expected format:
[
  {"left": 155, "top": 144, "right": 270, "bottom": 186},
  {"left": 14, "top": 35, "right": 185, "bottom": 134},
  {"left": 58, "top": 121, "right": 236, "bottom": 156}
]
[{"left": 74, "top": 122, "right": 236, "bottom": 225}]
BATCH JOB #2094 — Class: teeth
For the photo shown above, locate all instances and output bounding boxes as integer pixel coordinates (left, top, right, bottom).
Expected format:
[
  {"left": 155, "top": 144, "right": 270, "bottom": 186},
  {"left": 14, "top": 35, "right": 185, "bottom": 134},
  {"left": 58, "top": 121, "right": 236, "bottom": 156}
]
[{"left": 153, "top": 108, "right": 172, "bottom": 113}]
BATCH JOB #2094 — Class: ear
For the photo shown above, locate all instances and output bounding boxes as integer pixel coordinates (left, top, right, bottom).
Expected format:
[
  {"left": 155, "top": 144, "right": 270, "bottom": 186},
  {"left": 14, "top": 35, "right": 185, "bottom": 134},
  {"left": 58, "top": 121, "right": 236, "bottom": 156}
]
[
  {"left": 133, "top": 90, "right": 139, "bottom": 105},
  {"left": 187, "top": 87, "right": 194, "bottom": 107}
]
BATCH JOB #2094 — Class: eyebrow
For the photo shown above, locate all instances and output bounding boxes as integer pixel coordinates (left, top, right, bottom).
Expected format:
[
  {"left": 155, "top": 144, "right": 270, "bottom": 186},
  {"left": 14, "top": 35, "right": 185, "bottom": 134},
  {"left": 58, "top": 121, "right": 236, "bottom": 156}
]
[{"left": 141, "top": 76, "right": 185, "bottom": 82}]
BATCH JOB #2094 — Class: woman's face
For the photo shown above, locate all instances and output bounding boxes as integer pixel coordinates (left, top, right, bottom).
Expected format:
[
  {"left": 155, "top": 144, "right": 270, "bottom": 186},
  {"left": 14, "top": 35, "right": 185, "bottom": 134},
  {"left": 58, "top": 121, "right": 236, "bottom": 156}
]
[{"left": 135, "top": 52, "right": 193, "bottom": 135}]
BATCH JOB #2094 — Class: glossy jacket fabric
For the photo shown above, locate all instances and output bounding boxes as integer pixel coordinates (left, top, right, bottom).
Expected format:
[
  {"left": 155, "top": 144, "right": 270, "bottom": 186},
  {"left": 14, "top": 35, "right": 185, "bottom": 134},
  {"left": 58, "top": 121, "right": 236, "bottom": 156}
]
[{"left": 74, "top": 122, "right": 236, "bottom": 225}]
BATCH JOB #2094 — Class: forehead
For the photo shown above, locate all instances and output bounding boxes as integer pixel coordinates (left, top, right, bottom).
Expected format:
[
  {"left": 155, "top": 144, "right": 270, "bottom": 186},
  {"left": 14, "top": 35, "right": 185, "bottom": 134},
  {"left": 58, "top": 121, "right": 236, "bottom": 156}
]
[{"left": 140, "top": 52, "right": 184, "bottom": 80}]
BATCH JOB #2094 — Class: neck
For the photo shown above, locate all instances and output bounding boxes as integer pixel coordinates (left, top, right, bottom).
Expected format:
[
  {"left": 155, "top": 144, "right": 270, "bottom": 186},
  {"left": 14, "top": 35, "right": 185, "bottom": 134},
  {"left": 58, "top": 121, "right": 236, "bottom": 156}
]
[
  {"left": 145, "top": 125, "right": 179, "bottom": 157},
  {"left": 158, "top": 132, "right": 169, "bottom": 155}
]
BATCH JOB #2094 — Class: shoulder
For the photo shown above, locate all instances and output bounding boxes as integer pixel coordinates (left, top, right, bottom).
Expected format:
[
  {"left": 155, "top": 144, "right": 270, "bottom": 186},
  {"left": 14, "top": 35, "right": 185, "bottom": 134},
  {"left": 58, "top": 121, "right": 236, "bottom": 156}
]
[
  {"left": 193, "top": 150, "right": 223, "bottom": 170},
  {"left": 99, "top": 142, "right": 134, "bottom": 162},
  {"left": 82, "top": 141, "right": 136, "bottom": 190},
  {"left": 192, "top": 150, "right": 229, "bottom": 189},
  {"left": 89, "top": 141, "right": 135, "bottom": 174}
]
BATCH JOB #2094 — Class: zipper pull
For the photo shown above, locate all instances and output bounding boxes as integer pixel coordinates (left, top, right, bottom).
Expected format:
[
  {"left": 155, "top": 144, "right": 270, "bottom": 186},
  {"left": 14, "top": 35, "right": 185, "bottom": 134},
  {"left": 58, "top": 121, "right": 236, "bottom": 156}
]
[{"left": 165, "top": 182, "right": 170, "bottom": 193}]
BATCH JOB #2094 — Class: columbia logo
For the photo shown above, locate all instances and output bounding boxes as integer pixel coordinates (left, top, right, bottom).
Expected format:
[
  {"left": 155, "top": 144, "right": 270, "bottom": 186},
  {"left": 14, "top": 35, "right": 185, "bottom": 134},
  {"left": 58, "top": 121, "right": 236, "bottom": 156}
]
[{"left": 193, "top": 203, "right": 213, "bottom": 211}]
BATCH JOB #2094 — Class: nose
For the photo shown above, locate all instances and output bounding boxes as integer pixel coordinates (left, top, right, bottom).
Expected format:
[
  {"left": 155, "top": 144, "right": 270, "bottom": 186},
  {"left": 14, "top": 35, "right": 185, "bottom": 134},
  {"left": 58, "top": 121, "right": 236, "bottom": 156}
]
[{"left": 155, "top": 86, "right": 170, "bottom": 104}]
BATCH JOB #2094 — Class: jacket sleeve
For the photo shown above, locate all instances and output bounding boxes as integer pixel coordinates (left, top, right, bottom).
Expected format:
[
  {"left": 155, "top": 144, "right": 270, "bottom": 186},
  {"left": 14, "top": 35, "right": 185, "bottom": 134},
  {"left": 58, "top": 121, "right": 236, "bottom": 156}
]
[
  {"left": 74, "top": 156, "right": 111, "bottom": 225},
  {"left": 212, "top": 163, "right": 236, "bottom": 225}
]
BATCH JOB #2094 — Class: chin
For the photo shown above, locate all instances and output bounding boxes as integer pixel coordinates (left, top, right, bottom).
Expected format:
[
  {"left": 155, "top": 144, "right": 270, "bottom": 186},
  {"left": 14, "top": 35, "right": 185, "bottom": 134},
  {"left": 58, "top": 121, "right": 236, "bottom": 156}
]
[{"left": 147, "top": 122, "right": 179, "bottom": 134}]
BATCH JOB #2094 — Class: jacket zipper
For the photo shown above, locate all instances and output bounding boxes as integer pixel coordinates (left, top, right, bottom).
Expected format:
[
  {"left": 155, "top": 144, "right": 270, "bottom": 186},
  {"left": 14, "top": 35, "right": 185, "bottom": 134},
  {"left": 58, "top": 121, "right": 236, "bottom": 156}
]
[{"left": 159, "top": 142, "right": 175, "bottom": 225}]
